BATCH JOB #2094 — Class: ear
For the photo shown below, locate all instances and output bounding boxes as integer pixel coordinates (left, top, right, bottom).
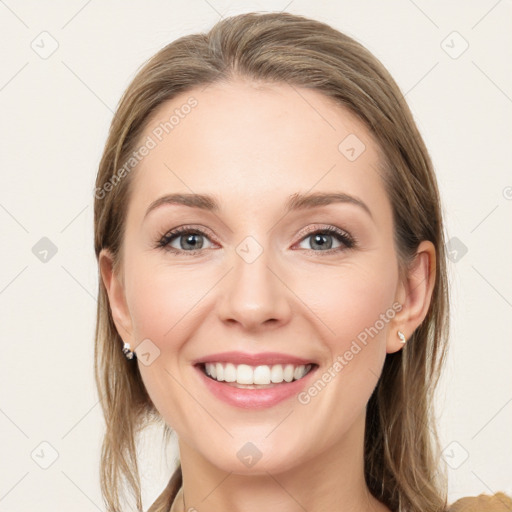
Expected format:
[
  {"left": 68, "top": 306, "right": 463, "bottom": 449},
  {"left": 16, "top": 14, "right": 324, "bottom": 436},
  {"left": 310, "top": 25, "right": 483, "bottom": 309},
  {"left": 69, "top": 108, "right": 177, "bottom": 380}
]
[
  {"left": 387, "top": 240, "right": 436, "bottom": 354},
  {"left": 99, "top": 249, "right": 133, "bottom": 344}
]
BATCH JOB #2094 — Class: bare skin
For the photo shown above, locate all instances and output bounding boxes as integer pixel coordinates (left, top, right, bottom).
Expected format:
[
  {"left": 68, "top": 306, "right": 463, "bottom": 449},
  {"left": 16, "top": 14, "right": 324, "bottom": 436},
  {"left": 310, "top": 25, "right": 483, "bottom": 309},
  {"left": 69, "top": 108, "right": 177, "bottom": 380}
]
[{"left": 100, "top": 79, "right": 435, "bottom": 512}]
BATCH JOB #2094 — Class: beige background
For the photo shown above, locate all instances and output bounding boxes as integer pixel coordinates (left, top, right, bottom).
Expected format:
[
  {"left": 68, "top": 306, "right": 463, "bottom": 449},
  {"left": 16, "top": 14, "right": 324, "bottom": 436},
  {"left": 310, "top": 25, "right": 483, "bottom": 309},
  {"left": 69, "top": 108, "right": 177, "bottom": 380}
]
[{"left": 1, "top": 0, "right": 511, "bottom": 510}]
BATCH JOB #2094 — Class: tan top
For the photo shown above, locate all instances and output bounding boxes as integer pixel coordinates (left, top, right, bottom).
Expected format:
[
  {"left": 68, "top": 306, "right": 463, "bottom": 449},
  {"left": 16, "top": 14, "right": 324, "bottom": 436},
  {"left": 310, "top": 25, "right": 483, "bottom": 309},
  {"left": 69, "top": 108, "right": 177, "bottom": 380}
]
[
  {"left": 170, "top": 487, "right": 512, "bottom": 511},
  {"left": 448, "top": 492, "right": 512, "bottom": 511}
]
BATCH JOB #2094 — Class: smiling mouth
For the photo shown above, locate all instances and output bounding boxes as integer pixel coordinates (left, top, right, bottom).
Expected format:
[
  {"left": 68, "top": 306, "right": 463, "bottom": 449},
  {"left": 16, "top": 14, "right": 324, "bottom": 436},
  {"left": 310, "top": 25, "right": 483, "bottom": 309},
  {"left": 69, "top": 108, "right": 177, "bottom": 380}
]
[{"left": 197, "top": 362, "right": 317, "bottom": 389}]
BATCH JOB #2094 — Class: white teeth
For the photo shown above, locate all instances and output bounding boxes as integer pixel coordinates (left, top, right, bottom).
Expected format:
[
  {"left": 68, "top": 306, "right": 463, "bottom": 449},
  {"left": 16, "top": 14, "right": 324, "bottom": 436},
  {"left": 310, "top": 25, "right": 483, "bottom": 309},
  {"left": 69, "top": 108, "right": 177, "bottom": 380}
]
[
  {"left": 283, "top": 364, "right": 294, "bottom": 382},
  {"left": 237, "top": 364, "right": 254, "bottom": 384},
  {"left": 293, "top": 365, "right": 304, "bottom": 380},
  {"left": 223, "top": 363, "right": 236, "bottom": 382},
  {"left": 270, "top": 364, "right": 283, "bottom": 383},
  {"left": 204, "top": 362, "right": 312, "bottom": 385},
  {"left": 253, "top": 365, "right": 271, "bottom": 385},
  {"left": 215, "top": 362, "right": 224, "bottom": 381}
]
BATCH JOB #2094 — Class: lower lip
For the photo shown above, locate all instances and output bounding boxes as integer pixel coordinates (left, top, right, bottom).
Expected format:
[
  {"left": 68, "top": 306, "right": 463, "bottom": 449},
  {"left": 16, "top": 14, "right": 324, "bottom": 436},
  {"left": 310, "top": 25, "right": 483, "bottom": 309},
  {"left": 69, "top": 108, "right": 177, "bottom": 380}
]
[{"left": 195, "top": 365, "right": 318, "bottom": 409}]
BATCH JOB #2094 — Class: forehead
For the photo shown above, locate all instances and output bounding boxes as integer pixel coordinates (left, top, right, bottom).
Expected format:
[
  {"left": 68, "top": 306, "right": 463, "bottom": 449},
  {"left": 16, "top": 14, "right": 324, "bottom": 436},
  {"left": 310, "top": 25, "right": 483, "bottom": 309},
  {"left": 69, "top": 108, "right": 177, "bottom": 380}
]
[{"left": 129, "top": 79, "right": 387, "bottom": 217}]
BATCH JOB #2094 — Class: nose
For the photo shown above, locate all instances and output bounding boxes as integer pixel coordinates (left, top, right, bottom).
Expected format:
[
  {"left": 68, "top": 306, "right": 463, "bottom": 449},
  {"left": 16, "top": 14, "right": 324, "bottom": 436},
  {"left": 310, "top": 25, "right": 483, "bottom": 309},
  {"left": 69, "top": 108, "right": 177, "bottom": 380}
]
[{"left": 217, "top": 240, "right": 292, "bottom": 332}]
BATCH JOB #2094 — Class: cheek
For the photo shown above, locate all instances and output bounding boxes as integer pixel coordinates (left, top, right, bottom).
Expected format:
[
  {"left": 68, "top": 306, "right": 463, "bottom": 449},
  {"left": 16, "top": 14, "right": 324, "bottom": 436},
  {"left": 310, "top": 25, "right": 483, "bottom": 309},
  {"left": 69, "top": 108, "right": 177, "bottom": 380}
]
[
  {"left": 290, "top": 263, "right": 397, "bottom": 438},
  {"left": 124, "top": 255, "right": 209, "bottom": 347},
  {"left": 124, "top": 257, "right": 210, "bottom": 431},
  {"left": 296, "top": 258, "right": 398, "bottom": 350}
]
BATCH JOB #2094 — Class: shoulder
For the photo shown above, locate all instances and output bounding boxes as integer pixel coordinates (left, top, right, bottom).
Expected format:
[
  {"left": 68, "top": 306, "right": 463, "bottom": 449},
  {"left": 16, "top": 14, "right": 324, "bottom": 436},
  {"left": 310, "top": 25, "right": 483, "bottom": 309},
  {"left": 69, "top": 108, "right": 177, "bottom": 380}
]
[{"left": 448, "top": 492, "right": 512, "bottom": 511}]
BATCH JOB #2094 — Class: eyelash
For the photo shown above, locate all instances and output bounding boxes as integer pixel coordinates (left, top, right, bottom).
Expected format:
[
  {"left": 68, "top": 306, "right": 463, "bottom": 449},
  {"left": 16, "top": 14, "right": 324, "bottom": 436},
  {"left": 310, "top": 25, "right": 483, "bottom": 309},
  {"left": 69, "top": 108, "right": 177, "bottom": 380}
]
[{"left": 156, "top": 224, "right": 357, "bottom": 256}]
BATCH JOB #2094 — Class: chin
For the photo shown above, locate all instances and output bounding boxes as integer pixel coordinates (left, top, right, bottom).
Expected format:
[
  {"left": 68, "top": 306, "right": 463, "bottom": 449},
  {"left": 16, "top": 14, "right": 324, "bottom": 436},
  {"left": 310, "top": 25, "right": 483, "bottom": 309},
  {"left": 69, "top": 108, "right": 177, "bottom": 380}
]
[{"left": 193, "top": 437, "right": 309, "bottom": 476}]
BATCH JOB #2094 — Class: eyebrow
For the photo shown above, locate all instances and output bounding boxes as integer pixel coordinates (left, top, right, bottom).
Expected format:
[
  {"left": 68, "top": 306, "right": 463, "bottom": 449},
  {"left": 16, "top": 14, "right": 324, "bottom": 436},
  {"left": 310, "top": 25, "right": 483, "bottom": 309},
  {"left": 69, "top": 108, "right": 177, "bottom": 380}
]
[{"left": 144, "top": 191, "right": 373, "bottom": 220}]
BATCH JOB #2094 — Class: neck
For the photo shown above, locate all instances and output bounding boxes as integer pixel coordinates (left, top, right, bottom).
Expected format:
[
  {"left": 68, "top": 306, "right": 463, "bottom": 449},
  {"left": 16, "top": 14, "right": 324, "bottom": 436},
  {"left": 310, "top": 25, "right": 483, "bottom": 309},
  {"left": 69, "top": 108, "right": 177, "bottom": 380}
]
[{"left": 177, "top": 411, "right": 389, "bottom": 512}]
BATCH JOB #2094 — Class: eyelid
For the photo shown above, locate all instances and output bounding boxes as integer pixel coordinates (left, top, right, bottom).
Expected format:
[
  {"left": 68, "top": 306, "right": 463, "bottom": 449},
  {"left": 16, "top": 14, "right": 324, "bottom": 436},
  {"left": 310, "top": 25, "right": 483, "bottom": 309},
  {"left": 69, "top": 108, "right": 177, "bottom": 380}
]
[{"left": 296, "top": 223, "right": 353, "bottom": 240}]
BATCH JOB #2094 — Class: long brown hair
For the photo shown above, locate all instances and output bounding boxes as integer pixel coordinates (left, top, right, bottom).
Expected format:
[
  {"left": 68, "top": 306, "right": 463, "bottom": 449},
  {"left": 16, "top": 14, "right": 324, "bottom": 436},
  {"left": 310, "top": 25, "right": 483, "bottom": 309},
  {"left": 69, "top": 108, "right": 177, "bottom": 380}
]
[{"left": 94, "top": 12, "right": 449, "bottom": 512}]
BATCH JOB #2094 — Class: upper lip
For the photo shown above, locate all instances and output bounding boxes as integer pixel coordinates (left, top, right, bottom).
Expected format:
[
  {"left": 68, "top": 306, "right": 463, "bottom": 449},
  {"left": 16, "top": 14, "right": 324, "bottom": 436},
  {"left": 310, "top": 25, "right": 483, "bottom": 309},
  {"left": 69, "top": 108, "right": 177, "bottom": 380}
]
[{"left": 193, "top": 351, "right": 315, "bottom": 366}]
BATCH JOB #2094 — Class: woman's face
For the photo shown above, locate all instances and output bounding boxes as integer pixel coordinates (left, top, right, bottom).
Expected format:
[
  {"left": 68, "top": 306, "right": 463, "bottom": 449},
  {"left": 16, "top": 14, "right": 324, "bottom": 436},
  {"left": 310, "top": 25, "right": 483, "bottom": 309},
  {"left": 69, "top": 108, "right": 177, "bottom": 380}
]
[{"left": 102, "top": 80, "right": 412, "bottom": 475}]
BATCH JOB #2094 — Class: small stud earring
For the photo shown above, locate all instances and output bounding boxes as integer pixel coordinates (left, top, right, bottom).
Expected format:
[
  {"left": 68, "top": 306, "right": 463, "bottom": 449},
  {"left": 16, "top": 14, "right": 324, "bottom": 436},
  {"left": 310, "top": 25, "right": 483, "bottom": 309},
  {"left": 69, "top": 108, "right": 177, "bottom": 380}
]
[
  {"left": 122, "top": 341, "right": 136, "bottom": 360},
  {"left": 397, "top": 331, "right": 406, "bottom": 344}
]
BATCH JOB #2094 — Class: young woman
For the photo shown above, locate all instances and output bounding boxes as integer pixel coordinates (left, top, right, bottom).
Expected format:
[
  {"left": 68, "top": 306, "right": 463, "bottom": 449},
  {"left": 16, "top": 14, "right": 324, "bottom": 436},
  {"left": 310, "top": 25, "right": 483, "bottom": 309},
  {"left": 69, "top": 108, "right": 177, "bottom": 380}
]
[{"left": 93, "top": 12, "right": 512, "bottom": 512}]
